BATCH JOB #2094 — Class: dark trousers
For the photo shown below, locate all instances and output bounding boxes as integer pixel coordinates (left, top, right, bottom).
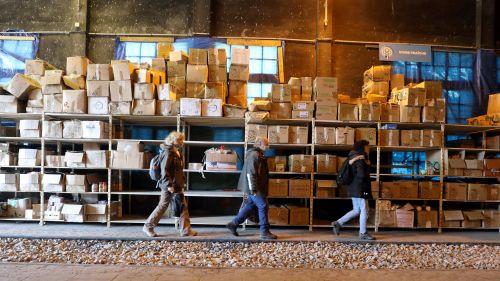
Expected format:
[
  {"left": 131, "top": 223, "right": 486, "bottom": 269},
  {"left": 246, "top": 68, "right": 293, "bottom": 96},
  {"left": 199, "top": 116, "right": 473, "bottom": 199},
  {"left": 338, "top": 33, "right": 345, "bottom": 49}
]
[{"left": 232, "top": 194, "right": 270, "bottom": 233}]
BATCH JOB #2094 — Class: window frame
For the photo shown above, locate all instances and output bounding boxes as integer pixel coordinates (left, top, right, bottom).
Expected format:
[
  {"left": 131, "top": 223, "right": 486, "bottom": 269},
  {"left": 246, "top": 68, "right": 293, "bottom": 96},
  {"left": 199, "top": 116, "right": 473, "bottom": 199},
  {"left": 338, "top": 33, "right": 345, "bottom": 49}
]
[{"left": 0, "top": 35, "right": 37, "bottom": 86}]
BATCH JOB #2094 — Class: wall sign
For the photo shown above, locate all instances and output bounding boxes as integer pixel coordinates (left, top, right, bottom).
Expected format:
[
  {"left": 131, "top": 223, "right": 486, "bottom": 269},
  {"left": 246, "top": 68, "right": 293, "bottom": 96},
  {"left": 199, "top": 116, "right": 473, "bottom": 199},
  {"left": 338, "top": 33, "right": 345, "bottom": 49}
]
[{"left": 379, "top": 43, "right": 432, "bottom": 63}]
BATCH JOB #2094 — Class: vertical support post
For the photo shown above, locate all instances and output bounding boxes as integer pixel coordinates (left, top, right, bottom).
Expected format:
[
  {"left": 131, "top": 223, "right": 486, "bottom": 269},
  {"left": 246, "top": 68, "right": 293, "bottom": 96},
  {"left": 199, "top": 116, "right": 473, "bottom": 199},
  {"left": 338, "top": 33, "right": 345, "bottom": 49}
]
[
  {"left": 374, "top": 121, "right": 381, "bottom": 232},
  {"left": 309, "top": 118, "right": 315, "bottom": 231},
  {"left": 438, "top": 123, "right": 445, "bottom": 233},
  {"left": 107, "top": 114, "right": 112, "bottom": 227},
  {"left": 39, "top": 112, "right": 45, "bottom": 226}
]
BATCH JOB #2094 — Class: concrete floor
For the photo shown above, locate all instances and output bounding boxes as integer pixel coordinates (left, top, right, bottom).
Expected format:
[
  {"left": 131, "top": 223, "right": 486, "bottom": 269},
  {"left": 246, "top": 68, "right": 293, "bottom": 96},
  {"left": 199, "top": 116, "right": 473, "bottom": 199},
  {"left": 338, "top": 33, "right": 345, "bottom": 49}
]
[
  {"left": 0, "top": 263, "right": 499, "bottom": 281},
  {"left": 0, "top": 222, "right": 498, "bottom": 243}
]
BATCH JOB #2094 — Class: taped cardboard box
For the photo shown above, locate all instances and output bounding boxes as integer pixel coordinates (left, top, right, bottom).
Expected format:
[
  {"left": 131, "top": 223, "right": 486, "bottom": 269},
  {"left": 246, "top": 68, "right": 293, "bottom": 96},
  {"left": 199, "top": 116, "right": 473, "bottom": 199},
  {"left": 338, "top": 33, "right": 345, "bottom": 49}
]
[
  {"left": 314, "top": 126, "right": 335, "bottom": 144},
  {"left": 86, "top": 80, "right": 110, "bottom": 97},
  {"left": 400, "top": 130, "right": 421, "bottom": 147},
  {"left": 248, "top": 100, "right": 272, "bottom": 112},
  {"left": 288, "top": 126, "right": 308, "bottom": 144},
  {"left": 335, "top": 127, "right": 355, "bottom": 145},
  {"left": 88, "top": 96, "right": 109, "bottom": 115},
  {"left": 42, "top": 174, "right": 65, "bottom": 192},
  {"left": 414, "top": 81, "right": 442, "bottom": 99},
  {"left": 6, "top": 74, "right": 40, "bottom": 100},
  {"left": 463, "top": 211, "right": 485, "bottom": 228},
  {"left": 205, "top": 82, "right": 226, "bottom": 99},
  {"left": 301, "top": 86, "right": 313, "bottom": 101},
  {"left": 338, "top": 103, "right": 359, "bottom": 121},
  {"left": 109, "top": 102, "right": 131, "bottom": 115},
  {"left": 201, "top": 98, "right": 223, "bottom": 117},
  {"left": 188, "top": 48, "right": 208, "bottom": 65},
  {"left": 268, "top": 179, "right": 288, "bottom": 197},
  {"left": 109, "top": 80, "right": 133, "bottom": 102},
  {"left": 25, "top": 59, "right": 47, "bottom": 76},
  {"left": 379, "top": 129, "right": 399, "bottom": 146},
  {"left": 65, "top": 151, "right": 85, "bottom": 168},
  {"left": 291, "top": 110, "right": 313, "bottom": 119},
  {"left": 288, "top": 154, "right": 314, "bottom": 173},
  {"left": 316, "top": 154, "right": 337, "bottom": 173},
  {"left": 419, "top": 181, "right": 441, "bottom": 199},
  {"left": 467, "top": 184, "right": 487, "bottom": 201},
  {"left": 315, "top": 104, "right": 337, "bottom": 120},
  {"left": 62, "top": 74, "right": 85, "bottom": 90},
  {"left": 82, "top": 121, "right": 109, "bottom": 139},
  {"left": 19, "top": 119, "right": 40, "bottom": 138},
  {"left": 229, "top": 80, "right": 247, "bottom": 96},
  {"left": 208, "top": 48, "right": 227, "bottom": 65},
  {"left": 131, "top": 99, "right": 156, "bottom": 116},
  {"left": 186, "top": 82, "right": 206, "bottom": 99},
  {"left": 443, "top": 210, "right": 464, "bottom": 227},
  {"left": 111, "top": 60, "right": 133, "bottom": 80},
  {"left": 86, "top": 150, "right": 108, "bottom": 168},
  {"left": 133, "top": 83, "right": 155, "bottom": 100},
  {"left": 156, "top": 100, "right": 180, "bottom": 116},
  {"left": 246, "top": 124, "right": 267, "bottom": 143},
  {"left": 62, "top": 90, "right": 87, "bottom": 114},
  {"left": 364, "top": 65, "right": 391, "bottom": 81},
  {"left": 316, "top": 180, "right": 337, "bottom": 198},
  {"left": 223, "top": 104, "right": 246, "bottom": 118},
  {"left": 157, "top": 43, "right": 174, "bottom": 59},
  {"left": 444, "top": 183, "right": 467, "bottom": 200},
  {"left": 358, "top": 103, "right": 381, "bottom": 121},
  {"left": 41, "top": 70, "right": 63, "bottom": 85},
  {"left": 362, "top": 81, "right": 389, "bottom": 97},
  {"left": 396, "top": 208, "right": 415, "bottom": 228},
  {"left": 417, "top": 210, "right": 438, "bottom": 228},
  {"left": 267, "top": 156, "right": 287, "bottom": 172},
  {"left": 231, "top": 48, "right": 250, "bottom": 65},
  {"left": 87, "top": 64, "right": 113, "bottom": 81},
  {"left": 483, "top": 210, "right": 500, "bottom": 228},
  {"left": 268, "top": 125, "right": 289, "bottom": 144},
  {"left": 42, "top": 121, "right": 63, "bottom": 138},
  {"left": 269, "top": 102, "right": 291, "bottom": 119},
  {"left": 380, "top": 103, "right": 400, "bottom": 122},
  {"left": 66, "top": 56, "right": 89, "bottom": 76},
  {"left": 421, "top": 130, "right": 442, "bottom": 147},
  {"left": 287, "top": 205, "right": 309, "bottom": 225},
  {"left": 229, "top": 64, "right": 249, "bottom": 81},
  {"left": 180, "top": 98, "right": 201, "bottom": 116},
  {"left": 313, "top": 77, "right": 337, "bottom": 98},
  {"left": 269, "top": 205, "right": 289, "bottom": 225},
  {"left": 0, "top": 173, "right": 18, "bottom": 192},
  {"left": 290, "top": 85, "right": 301, "bottom": 102},
  {"left": 45, "top": 155, "right": 65, "bottom": 168},
  {"left": 289, "top": 179, "right": 311, "bottom": 198},
  {"left": 399, "top": 105, "right": 421, "bottom": 123},
  {"left": 392, "top": 87, "right": 425, "bottom": 106},
  {"left": 208, "top": 64, "right": 227, "bottom": 82},
  {"left": 66, "top": 174, "right": 88, "bottom": 193},
  {"left": 227, "top": 94, "right": 247, "bottom": 108},
  {"left": 186, "top": 65, "right": 208, "bottom": 83},
  {"left": 355, "top": 128, "right": 377, "bottom": 145},
  {"left": 271, "top": 84, "right": 291, "bottom": 102}
]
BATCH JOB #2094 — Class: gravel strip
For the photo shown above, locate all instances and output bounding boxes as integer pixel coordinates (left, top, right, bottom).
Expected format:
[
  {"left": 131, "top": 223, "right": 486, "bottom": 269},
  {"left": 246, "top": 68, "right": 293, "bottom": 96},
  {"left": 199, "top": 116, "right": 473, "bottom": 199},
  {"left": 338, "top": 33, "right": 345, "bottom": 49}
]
[{"left": 0, "top": 238, "right": 498, "bottom": 269}]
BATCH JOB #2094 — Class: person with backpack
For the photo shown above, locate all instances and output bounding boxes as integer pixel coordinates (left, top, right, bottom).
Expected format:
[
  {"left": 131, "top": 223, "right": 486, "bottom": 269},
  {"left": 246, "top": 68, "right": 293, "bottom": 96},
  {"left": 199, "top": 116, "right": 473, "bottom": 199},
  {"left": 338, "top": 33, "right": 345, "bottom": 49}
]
[
  {"left": 332, "top": 140, "right": 374, "bottom": 240},
  {"left": 143, "top": 131, "right": 197, "bottom": 237},
  {"left": 226, "top": 137, "right": 277, "bottom": 240}
]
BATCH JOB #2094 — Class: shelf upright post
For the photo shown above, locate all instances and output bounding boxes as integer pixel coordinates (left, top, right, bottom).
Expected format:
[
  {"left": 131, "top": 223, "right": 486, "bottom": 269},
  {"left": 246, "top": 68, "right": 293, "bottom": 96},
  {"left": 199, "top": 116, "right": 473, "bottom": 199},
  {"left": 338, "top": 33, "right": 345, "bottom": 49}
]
[
  {"left": 309, "top": 118, "right": 315, "bottom": 231},
  {"left": 40, "top": 112, "right": 45, "bottom": 226},
  {"left": 438, "top": 122, "right": 445, "bottom": 233},
  {"left": 107, "top": 114, "right": 113, "bottom": 227},
  {"left": 242, "top": 117, "right": 248, "bottom": 231},
  {"left": 374, "top": 121, "right": 381, "bottom": 232}
]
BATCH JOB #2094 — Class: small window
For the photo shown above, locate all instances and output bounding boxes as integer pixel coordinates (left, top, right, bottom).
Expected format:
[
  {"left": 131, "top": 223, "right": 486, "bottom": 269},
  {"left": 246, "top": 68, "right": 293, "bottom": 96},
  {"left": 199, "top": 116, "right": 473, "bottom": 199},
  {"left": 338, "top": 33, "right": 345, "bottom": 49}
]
[
  {"left": 391, "top": 152, "right": 426, "bottom": 175},
  {"left": 122, "top": 42, "right": 157, "bottom": 64},
  {"left": 0, "top": 36, "right": 37, "bottom": 85}
]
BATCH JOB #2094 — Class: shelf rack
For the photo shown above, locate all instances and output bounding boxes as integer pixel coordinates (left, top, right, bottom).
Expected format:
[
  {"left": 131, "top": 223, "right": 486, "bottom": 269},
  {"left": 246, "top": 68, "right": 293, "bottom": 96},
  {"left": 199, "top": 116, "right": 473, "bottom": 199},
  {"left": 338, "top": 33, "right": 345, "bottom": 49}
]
[{"left": 0, "top": 113, "right": 498, "bottom": 231}]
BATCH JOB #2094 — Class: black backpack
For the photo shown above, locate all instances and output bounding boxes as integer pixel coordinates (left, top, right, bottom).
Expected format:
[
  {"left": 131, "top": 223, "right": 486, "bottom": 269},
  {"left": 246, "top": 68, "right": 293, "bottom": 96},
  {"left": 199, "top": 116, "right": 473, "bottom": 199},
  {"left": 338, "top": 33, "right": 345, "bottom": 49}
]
[{"left": 337, "top": 158, "right": 354, "bottom": 186}]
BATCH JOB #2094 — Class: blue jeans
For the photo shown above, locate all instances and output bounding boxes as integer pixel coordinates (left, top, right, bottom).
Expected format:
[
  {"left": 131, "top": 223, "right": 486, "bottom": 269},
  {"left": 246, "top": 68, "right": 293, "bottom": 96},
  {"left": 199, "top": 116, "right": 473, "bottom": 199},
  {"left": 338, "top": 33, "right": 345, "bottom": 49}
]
[
  {"left": 232, "top": 194, "right": 270, "bottom": 233},
  {"left": 337, "top": 198, "right": 368, "bottom": 234}
]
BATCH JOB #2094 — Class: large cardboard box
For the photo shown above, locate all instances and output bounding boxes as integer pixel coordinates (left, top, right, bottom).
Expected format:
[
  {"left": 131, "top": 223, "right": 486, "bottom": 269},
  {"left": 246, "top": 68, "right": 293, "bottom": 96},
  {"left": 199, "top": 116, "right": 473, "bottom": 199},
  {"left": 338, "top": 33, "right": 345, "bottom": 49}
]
[
  {"left": 65, "top": 151, "right": 85, "bottom": 168},
  {"left": 205, "top": 82, "right": 226, "bottom": 99},
  {"left": 380, "top": 103, "right": 400, "bottom": 122},
  {"left": 87, "top": 64, "right": 113, "bottom": 81},
  {"left": 45, "top": 155, "right": 65, "bottom": 167},
  {"left": 313, "top": 77, "right": 337, "bottom": 99},
  {"left": 229, "top": 64, "right": 249, "bottom": 81},
  {"left": 448, "top": 158, "right": 466, "bottom": 176},
  {"left": 316, "top": 180, "right": 336, "bottom": 198},
  {"left": 417, "top": 210, "right": 438, "bottom": 228},
  {"left": 201, "top": 98, "right": 223, "bottom": 117},
  {"left": 109, "top": 80, "right": 133, "bottom": 102},
  {"left": 338, "top": 103, "right": 359, "bottom": 121},
  {"left": 396, "top": 209, "right": 415, "bottom": 228},
  {"left": 207, "top": 48, "right": 227, "bottom": 65},
  {"left": 355, "top": 128, "right": 377, "bottom": 145},
  {"left": 19, "top": 119, "right": 40, "bottom": 138},
  {"left": 316, "top": 154, "right": 337, "bottom": 173},
  {"left": 82, "top": 121, "right": 109, "bottom": 139},
  {"left": 6, "top": 73, "right": 40, "bottom": 100},
  {"left": 287, "top": 205, "right": 309, "bottom": 225},
  {"left": 379, "top": 129, "right": 399, "bottom": 146},
  {"left": 42, "top": 174, "right": 65, "bottom": 192},
  {"left": 390, "top": 73, "right": 405, "bottom": 90},
  {"left": 135, "top": 69, "right": 152, "bottom": 83},
  {"left": 486, "top": 184, "right": 499, "bottom": 200},
  {"left": 288, "top": 154, "right": 314, "bottom": 173},
  {"left": 364, "top": 65, "right": 391, "bottom": 81},
  {"left": 421, "top": 130, "right": 442, "bottom": 147},
  {"left": 169, "top": 50, "right": 189, "bottom": 62},
  {"left": 271, "top": 84, "right": 291, "bottom": 102},
  {"left": 86, "top": 150, "right": 108, "bottom": 168},
  {"left": 41, "top": 84, "right": 63, "bottom": 95},
  {"left": 444, "top": 183, "right": 467, "bottom": 200},
  {"left": 109, "top": 102, "right": 131, "bottom": 115},
  {"left": 62, "top": 90, "right": 87, "bottom": 113},
  {"left": 86, "top": 80, "right": 110, "bottom": 97},
  {"left": 268, "top": 125, "right": 289, "bottom": 144},
  {"left": 246, "top": 111, "right": 270, "bottom": 123},
  {"left": 167, "top": 60, "right": 186, "bottom": 77},
  {"left": 156, "top": 100, "right": 180, "bottom": 116},
  {"left": 358, "top": 103, "right": 381, "bottom": 121},
  {"left": 41, "top": 70, "right": 63, "bottom": 85},
  {"left": 288, "top": 126, "right": 308, "bottom": 144},
  {"left": 111, "top": 60, "right": 133, "bottom": 80},
  {"left": 180, "top": 98, "right": 201, "bottom": 116},
  {"left": 269, "top": 102, "right": 292, "bottom": 119},
  {"left": 399, "top": 106, "right": 421, "bottom": 123},
  {"left": 66, "top": 56, "right": 89, "bottom": 76},
  {"left": 393, "top": 87, "right": 426, "bottom": 106},
  {"left": 443, "top": 210, "right": 464, "bottom": 227},
  {"left": 290, "top": 84, "right": 301, "bottom": 102},
  {"left": 269, "top": 205, "right": 289, "bottom": 225},
  {"left": 378, "top": 210, "right": 396, "bottom": 227},
  {"left": 188, "top": 48, "right": 208, "bottom": 65},
  {"left": 467, "top": 184, "right": 487, "bottom": 201},
  {"left": 117, "top": 141, "right": 143, "bottom": 153},
  {"left": 314, "top": 126, "right": 336, "bottom": 144},
  {"left": 462, "top": 211, "right": 485, "bottom": 228},
  {"left": 335, "top": 127, "right": 355, "bottom": 145},
  {"left": 208, "top": 65, "right": 227, "bottom": 82},
  {"left": 246, "top": 124, "right": 268, "bottom": 143},
  {"left": 289, "top": 179, "right": 311, "bottom": 197},
  {"left": 61, "top": 204, "right": 84, "bottom": 223},
  {"left": 25, "top": 59, "right": 46, "bottom": 76},
  {"left": 484, "top": 158, "right": 500, "bottom": 177},
  {"left": 88, "top": 96, "right": 109, "bottom": 115},
  {"left": 248, "top": 100, "right": 272, "bottom": 112},
  {"left": 66, "top": 174, "right": 88, "bottom": 193},
  {"left": 132, "top": 99, "right": 156, "bottom": 116},
  {"left": 110, "top": 151, "right": 144, "bottom": 169},
  {"left": 42, "top": 121, "right": 63, "bottom": 138},
  {"left": 400, "top": 130, "right": 421, "bottom": 147},
  {"left": 362, "top": 81, "right": 389, "bottom": 97},
  {"left": 133, "top": 83, "right": 155, "bottom": 100},
  {"left": 399, "top": 181, "right": 419, "bottom": 198},
  {"left": 0, "top": 95, "right": 21, "bottom": 113},
  {"left": 156, "top": 43, "right": 174, "bottom": 59},
  {"left": 483, "top": 210, "right": 500, "bottom": 228},
  {"left": 0, "top": 173, "right": 18, "bottom": 192},
  {"left": 292, "top": 101, "right": 315, "bottom": 111},
  {"left": 186, "top": 82, "right": 205, "bottom": 99},
  {"left": 267, "top": 156, "right": 287, "bottom": 172},
  {"left": 223, "top": 104, "right": 246, "bottom": 118},
  {"left": 419, "top": 181, "right": 441, "bottom": 199},
  {"left": 228, "top": 81, "right": 247, "bottom": 107},
  {"left": 268, "top": 179, "right": 288, "bottom": 197},
  {"left": 205, "top": 150, "right": 238, "bottom": 171},
  {"left": 414, "top": 81, "right": 443, "bottom": 99},
  {"left": 186, "top": 65, "right": 208, "bottom": 83},
  {"left": 231, "top": 48, "right": 250, "bottom": 65}
]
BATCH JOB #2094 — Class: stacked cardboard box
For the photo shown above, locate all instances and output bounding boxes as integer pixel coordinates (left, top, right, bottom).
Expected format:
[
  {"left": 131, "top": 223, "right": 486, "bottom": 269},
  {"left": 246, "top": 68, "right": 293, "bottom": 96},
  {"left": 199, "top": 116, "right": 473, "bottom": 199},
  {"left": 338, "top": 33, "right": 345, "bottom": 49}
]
[
  {"left": 227, "top": 48, "right": 249, "bottom": 108},
  {"left": 187, "top": 48, "right": 208, "bottom": 100},
  {"left": 132, "top": 66, "right": 156, "bottom": 116},
  {"left": 20, "top": 172, "right": 40, "bottom": 192},
  {"left": 19, "top": 120, "right": 40, "bottom": 138},
  {"left": 316, "top": 154, "right": 337, "bottom": 173},
  {"left": 362, "top": 65, "right": 391, "bottom": 101},
  {"left": 167, "top": 50, "right": 188, "bottom": 101},
  {"left": 358, "top": 101, "right": 381, "bottom": 121},
  {"left": 314, "top": 77, "right": 338, "bottom": 120},
  {"left": 42, "top": 174, "right": 65, "bottom": 192},
  {"left": 111, "top": 141, "right": 145, "bottom": 169},
  {"left": 26, "top": 88, "right": 43, "bottom": 113},
  {"left": 110, "top": 60, "right": 134, "bottom": 115},
  {"left": 286, "top": 205, "right": 309, "bottom": 225},
  {"left": 335, "top": 127, "right": 355, "bottom": 145},
  {"left": 18, "top": 149, "right": 41, "bottom": 166},
  {"left": 268, "top": 205, "right": 289, "bottom": 225},
  {"left": 316, "top": 180, "right": 336, "bottom": 198},
  {"left": 314, "top": 126, "right": 336, "bottom": 145},
  {"left": 204, "top": 148, "right": 238, "bottom": 171},
  {"left": 288, "top": 179, "right": 311, "bottom": 197},
  {"left": 268, "top": 179, "right": 288, "bottom": 197},
  {"left": 288, "top": 154, "right": 314, "bottom": 173},
  {"left": 87, "top": 63, "right": 112, "bottom": 115},
  {"left": 0, "top": 173, "right": 18, "bottom": 192},
  {"left": 267, "top": 156, "right": 287, "bottom": 172},
  {"left": 355, "top": 128, "right": 376, "bottom": 145}
]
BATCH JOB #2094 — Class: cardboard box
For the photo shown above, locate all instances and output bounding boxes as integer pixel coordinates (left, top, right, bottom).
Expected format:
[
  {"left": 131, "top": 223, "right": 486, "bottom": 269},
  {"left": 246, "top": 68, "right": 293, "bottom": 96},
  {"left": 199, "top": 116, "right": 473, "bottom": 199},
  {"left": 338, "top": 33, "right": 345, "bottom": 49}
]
[
  {"left": 378, "top": 210, "right": 396, "bottom": 227},
  {"left": 288, "top": 126, "right": 308, "bottom": 144},
  {"left": 208, "top": 48, "right": 227, "bottom": 65},
  {"left": 338, "top": 103, "right": 359, "bottom": 121},
  {"left": 248, "top": 100, "right": 271, "bottom": 112},
  {"left": 167, "top": 60, "right": 186, "bottom": 77},
  {"left": 465, "top": 159, "right": 483, "bottom": 170},
  {"left": 86, "top": 150, "right": 108, "bottom": 168},
  {"left": 288, "top": 179, "right": 311, "bottom": 198},
  {"left": 267, "top": 156, "right": 287, "bottom": 172},
  {"left": 267, "top": 125, "right": 289, "bottom": 144},
  {"left": 25, "top": 59, "right": 46, "bottom": 75},
  {"left": 335, "top": 127, "right": 355, "bottom": 145},
  {"left": 380, "top": 103, "right": 400, "bottom": 122},
  {"left": 399, "top": 106, "right": 421, "bottom": 123},
  {"left": 85, "top": 203, "right": 107, "bottom": 215},
  {"left": 246, "top": 124, "right": 267, "bottom": 143},
  {"left": 467, "top": 184, "right": 487, "bottom": 201},
  {"left": 316, "top": 180, "right": 336, "bottom": 198},
  {"left": 168, "top": 50, "right": 188, "bottom": 62},
  {"left": 208, "top": 64, "right": 227, "bottom": 82},
  {"left": 82, "top": 121, "right": 108, "bottom": 139},
  {"left": 443, "top": 210, "right": 464, "bottom": 227},
  {"left": 87, "top": 96, "right": 109, "bottom": 115},
  {"left": 486, "top": 184, "right": 499, "bottom": 200},
  {"left": 205, "top": 150, "right": 238, "bottom": 171},
  {"left": 157, "top": 83, "right": 177, "bottom": 101},
  {"left": 417, "top": 210, "right": 438, "bottom": 228},
  {"left": 271, "top": 84, "right": 291, "bottom": 102},
  {"left": 19, "top": 120, "right": 40, "bottom": 138},
  {"left": 133, "top": 83, "right": 155, "bottom": 100},
  {"left": 117, "top": 141, "right": 143, "bottom": 153},
  {"left": 6, "top": 73, "right": 40, "bottom": 100},
  {"left": 156, "top": 100, "right": 180, "bottom": 116},
  {"left": 87, "top": 64, "right": 112, "bottom": 81},
  {"left": 483, "top": 210, "right": 500, "bottom": 228},
  {"left": 399, "top": 181, "right": 419, "bottom": 198},
  {"left": 268, "top": 205, "right": 289, "bottom": 225},
  {"left": 62, "top": 74, "right": 86, "bottom": 90},
  {"left": 393, "top": 87, "right": 425, "bottom": 106},
  {"left": 41, "top": 70, "right": 62, "bottom": 85},
  {"left": 110, "top": 151, "right": 144, "bottom": 169},
  {"left": 0, "top": 173, "right": 18, "bottom": 192},
  {"left": 41, "top": 84, "right": 63, "bottom": 94},
  {"left": 419, "top": 181, "right": 441, "bottom": 199},
  {"left": 61, "top": 204, "right": 84, "bottom": 223},
  {"left": 447, "top": 158, "right": 465, "bottom": 176},
  {"left": 420, "top": 130, "right": 442, "bottom": 147},
  {"left": 43, "top": 94, "right": 63, "bottom": 113},
  {"left": 62, "top": 90, "right": 87, "bottom": 113},
  {"left": 42, "top": 174, "right": 65, "bottom": 192},
  {"left": 444, "top": 183, "right": 467, "bottom": 200},
  {"left": 463, "top": 211, "right": 485, "bottom": 228},
  {"left": 65, "top": 151, "right": 85, "bottom": 168},
  {"left": 379, "top": 129, "right": 399, "bottom": 146},
  {"left": 315, "top": 104, "right": 337, "bottom": 120},
  {"left": 223, "top": 104, "right": 246, "bottom": 118},
  {"left": 186, "top": 65, "right": 208, "bottom": 83},
  {"left": 268, "top": 179, "right": 289, "bottom": 197},
  {"left": 231, "top": 48, "right": 250, "bottom": 65},
  {"left": 316, "top": 154, "right": 337, "bottom": 173},
  {"left": 154, "top": 42, "right": 173, "bottom": 59},
  {"left": 396, "top": 209, "right": 414, "bottom": 228},
  {"left": 66, "top": 174, "right": 88, "bottom": 193},
  {"left": 180, "top": 98, "right": 201, "bottom": 116},
  {"left": 45, "top": 155, "right": 65, "bottom": 167},
  {"left": 400, "top": 130, "right": 421, "bottom": 147},
  {"left": 362, "top": 81, "right": 389, "bottom": 97},
  {"left": 414, "top": 81, "right": 443, "bottom": 99},
  {"left": 355, "top": 128, "right": 377, "bottom": 145},
  {"left": 287, "top": 205, "right": 309, "bottom": 225},
  {"left": 313, "top": 77, "right": 337, "bottom": 99},
  {"left": 314, "top": 127, "right": 336, "bottom": 144},
  {"left": 135, "top": 69, "right": 152, "bottom": 84},
  {"left": 66, "top": 56, "right": 88, "bottom": 76},
  {"left": 86, "top": 80, "right": 110, "bottom": 97},
  {"left": 269, "top": 102, "right": 292, "bottom": 119},
  {"left": 132, "top": 99, "right": 156, "bottom": 116},
  {"left": 42, "top": 121, "right": 63, "bottom": 138},
  {"left": 364, "top": 65, "right": 391, "bottom": 81},
  {"left": 358, "top": 103, "right": 381, "bottom": 121},
  {"left": 390, "top": 73, "right": 405, "bottom": 90},
  {"left": 0, "top": 95, "right": 21, "bottom": 113},
  {"left": 188, "top": 48, "right": 208, "bottom": 65},
  {"left": 292, "top": 101, "right": 315, "bottom": 111},
  {"left": 228, "top": 81, "right": 247, "bottom": 100},
  {"left": 186, "top": 82, "right": 205, "bottom": 99},
  {"left": 229, "top": 64, "right": 249, "bottom": 81},
  {"left": 111, "top": 60, "right": 132, "bottom": 80},
  {"left": 486, "top": 136, "right": 499, "bottom": 149},
  {"left": 288, "top": 154, "right": 314, "bottom": 173},
  {"left": 109, "top": 102, "right": 131, "bottom": 115},
  {"left": 201, "top": 99, "right": 223, "bottom": 117},
  {"left": 205, "top": 82, "right": 226, "bottom": 99}
]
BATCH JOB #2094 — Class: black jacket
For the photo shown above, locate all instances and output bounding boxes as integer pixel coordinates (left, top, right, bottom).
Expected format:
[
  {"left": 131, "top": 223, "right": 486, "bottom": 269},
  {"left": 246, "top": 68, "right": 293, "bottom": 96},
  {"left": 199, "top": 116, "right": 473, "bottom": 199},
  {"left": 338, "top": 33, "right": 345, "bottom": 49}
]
[
  {"left": 347, "top": 151, "right": 372, "bottom": 199},
  {"left": 156, "top": 145, "right": 185, "bottom": 193},
  {"left": 237, "top": 148, "right": 269, "bottom": 196}
]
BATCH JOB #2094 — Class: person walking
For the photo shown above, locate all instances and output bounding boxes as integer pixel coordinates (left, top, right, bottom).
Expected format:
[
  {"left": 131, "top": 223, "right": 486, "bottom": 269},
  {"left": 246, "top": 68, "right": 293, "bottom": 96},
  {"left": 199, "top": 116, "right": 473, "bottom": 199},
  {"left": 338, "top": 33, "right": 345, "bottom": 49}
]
[
  {"left": 332, "top": 140, "right": 374, "bottom": 240},
  {"left": 143, "top": 131, "right": 197, "bottom": 237},
  {"left": 227, "top": 137, "right": 277, "bottom": 240}
]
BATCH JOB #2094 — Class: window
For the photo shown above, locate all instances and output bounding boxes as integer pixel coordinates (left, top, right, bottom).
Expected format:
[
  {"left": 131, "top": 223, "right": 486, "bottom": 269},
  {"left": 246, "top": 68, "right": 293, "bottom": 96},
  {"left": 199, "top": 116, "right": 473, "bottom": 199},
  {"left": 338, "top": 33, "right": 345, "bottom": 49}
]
[
  {"left": 391, "top": 152, "right": 426, "bottom": 175},
  {"left": 0, "top": 37, "right": 37, "bottom": 85},
  {"left": 122, "top": 42, "right": 157, "bottom": 64}
]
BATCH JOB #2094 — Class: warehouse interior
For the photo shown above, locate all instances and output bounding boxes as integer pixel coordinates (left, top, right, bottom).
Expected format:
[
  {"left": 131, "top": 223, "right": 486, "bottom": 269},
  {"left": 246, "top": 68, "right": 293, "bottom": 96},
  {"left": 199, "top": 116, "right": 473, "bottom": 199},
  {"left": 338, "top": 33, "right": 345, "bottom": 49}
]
[{"left": 0, "top": 1, "right": 498, "bottom": 280}]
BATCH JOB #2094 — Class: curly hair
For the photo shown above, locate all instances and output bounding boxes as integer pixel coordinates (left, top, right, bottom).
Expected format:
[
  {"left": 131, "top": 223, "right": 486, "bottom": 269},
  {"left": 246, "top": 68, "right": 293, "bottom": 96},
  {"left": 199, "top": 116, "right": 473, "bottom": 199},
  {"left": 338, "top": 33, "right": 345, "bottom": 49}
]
[{"left": 164, "top": 131, "right": 185, "bottom": 146}]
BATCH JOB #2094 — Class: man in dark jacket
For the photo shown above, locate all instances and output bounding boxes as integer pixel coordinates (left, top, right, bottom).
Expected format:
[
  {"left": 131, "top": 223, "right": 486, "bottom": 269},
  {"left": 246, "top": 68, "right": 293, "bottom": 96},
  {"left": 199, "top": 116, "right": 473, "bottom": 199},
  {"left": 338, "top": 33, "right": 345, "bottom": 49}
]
[
  {"left": 332, "top": 140, "right": 374, "bottom": 240},
  {"left": 227, "top": 137, "right": 277, "bottom": 240}
]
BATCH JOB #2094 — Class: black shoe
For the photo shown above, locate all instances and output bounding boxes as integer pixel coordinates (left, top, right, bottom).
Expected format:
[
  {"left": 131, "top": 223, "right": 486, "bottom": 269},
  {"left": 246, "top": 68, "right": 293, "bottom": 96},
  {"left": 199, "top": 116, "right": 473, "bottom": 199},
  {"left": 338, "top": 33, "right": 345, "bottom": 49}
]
[
  {"left": 332, "top": 221, "right": 341, "bottom": 236},
  {"left": 359, "top": 232, "right": 375, "bottom": 240},
  {"left": 260, "top": 231, "right": 277, "bottom": 240},
  {"left": 226, "top": 223, "right": 239, "bottom": 236}
]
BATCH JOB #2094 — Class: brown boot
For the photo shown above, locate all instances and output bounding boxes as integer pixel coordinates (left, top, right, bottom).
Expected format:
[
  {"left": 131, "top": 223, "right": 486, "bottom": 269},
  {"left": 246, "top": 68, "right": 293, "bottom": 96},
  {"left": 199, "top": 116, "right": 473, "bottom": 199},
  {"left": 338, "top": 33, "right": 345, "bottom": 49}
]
[{"left": 143, "top": 226, "right": 158, "bottom": 237}]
